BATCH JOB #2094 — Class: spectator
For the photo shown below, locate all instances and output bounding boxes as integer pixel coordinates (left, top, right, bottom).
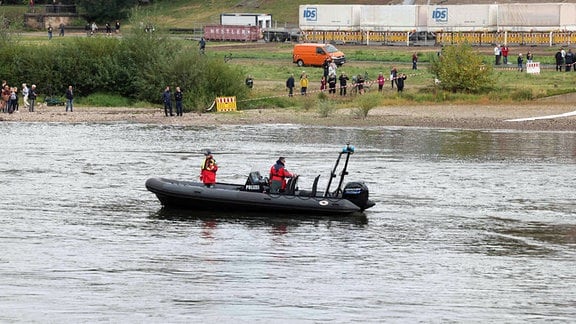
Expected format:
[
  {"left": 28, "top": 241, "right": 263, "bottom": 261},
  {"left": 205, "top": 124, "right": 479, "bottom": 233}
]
[
  {"left": 300, "top": 73, "right": 308, "bottom": 96},
  {"left": 28, "top": 84, "right": 37, "bottom": 112},
  {"left": 286, "top": 73, "right": 295, "bottom": 97},
  {"left": 65, "top": 85, "right": 74, "bottom": 112},
  {"left": 377, "top": 72, "right": 385, "bottom": 92},
  {"left": 390, "top": 67, "right": 397, "bottom": 89},
  {"left": 47, "top": 24, "right": 53, "bottom": 40},
  {"left": 555, "top": 49, "right": 564, "bottom": 71},
  {"left": 494, "top": 44, "right": 501, "bottom": 65},
  {"left": 501, "top": 45, "right": 509, "bottom": 64},
  {"left": 199, "top": 37, "right": 206, "bottom": 54},
  {"left": 565, "top": 49, "right": 574, "bottom": 72},
  {"left": 412, "top": 52, "right": 418, "bottom": 70},
  {"left": 162, "top": 86, "right": 173, "bottom": 116},
  {"left": 517, "top": 53, "right": 524, "bottom": 72},
  {"left": 59, "top": 23, "right": 64, "bottom": 37},
  {"left": 526, "top": 51, "right": 533, "bottom": 63},
  {"left": 328, "top": 73, "right": 337, "bottom": 94},
  {"left": 338, "top": 72, "right": 349, "bottom": 96},
  {"left": 21, "top": 83, "right": 29, "bottom": 111},
  {"left": 174, "top": 86, "right": 183, "bottom": 116},
  {"left": 396, "top": 73, "right": 407, "bottom": 92}
]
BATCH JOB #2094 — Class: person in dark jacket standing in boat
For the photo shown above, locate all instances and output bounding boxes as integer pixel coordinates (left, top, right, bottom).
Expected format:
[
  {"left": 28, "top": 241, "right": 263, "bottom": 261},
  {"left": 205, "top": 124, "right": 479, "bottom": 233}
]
[
  {"left": 269, "top": 157, "right": 296, "bottom": 193},
  {"left": 200, "top": 150, "right": 218, "bottom": 187}
]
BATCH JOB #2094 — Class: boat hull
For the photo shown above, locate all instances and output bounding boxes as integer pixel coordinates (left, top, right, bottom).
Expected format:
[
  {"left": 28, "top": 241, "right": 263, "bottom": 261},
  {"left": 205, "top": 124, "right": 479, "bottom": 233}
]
[{"left": 146, "top": 177, "right": 369, "bottom": 216}]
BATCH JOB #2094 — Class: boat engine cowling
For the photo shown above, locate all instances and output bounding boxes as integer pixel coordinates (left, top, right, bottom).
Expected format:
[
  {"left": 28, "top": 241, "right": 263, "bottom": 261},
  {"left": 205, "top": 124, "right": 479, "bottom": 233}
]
[{"left": 343, "top": 182, "right": 372, "bottom": 210}]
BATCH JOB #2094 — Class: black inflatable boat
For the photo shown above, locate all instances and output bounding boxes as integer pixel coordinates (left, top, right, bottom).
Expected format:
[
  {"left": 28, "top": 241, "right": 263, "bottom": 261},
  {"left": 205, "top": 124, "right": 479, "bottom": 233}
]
[{"left": 146, "top": 144, "right": 375, "bottom": 216}]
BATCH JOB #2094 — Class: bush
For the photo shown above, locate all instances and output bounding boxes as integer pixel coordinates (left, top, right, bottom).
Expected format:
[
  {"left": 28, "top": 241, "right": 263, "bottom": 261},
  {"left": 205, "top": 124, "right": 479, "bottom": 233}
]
[
  {"left": 317, "top": 99, "right": 334, "bottom": 117},
  {"left": 0, "top": 28, "right": 249, "bottom": 110},
  {"left": 353, "top": 93, "right": 380, "bottom": 118},
  {"left": 430, "top": 44, "right": 494, "bottom": 93}
]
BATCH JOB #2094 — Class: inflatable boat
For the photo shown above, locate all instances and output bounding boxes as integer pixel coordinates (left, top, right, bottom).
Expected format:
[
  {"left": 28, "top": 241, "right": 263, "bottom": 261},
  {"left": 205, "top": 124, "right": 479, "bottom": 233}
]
[{"left": 146, "top": 144, "right": 375, "bottom": 216}]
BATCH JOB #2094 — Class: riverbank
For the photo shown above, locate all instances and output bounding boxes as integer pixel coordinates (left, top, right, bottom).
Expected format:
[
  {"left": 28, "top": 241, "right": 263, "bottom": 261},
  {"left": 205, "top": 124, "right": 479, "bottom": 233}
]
[{"left": 2, "top": 102, "right": 576, "bottom": 131}]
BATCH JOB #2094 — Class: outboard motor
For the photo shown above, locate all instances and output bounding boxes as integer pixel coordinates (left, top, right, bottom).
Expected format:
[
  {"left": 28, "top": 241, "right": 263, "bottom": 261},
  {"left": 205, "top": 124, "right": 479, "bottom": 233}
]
[{"left": 342, "top": 182, "right": 373, "bottom": 210}]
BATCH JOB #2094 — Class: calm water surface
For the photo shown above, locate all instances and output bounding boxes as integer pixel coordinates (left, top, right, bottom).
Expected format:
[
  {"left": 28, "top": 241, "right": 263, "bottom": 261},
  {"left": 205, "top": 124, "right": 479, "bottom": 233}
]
[{"left": 1, "top": 122, "right": 575, "bottom": 323}]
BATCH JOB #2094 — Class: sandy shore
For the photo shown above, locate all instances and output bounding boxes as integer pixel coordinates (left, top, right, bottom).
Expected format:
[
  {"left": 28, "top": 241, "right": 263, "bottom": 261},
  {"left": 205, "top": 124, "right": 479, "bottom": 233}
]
[{"left": 2, "top": 102, "right": 576, "bottom": 131}]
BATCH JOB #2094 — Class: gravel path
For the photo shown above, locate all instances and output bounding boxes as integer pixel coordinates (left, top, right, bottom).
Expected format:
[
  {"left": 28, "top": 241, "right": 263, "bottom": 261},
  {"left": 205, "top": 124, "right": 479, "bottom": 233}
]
[{"left": 2, "top": 102, "right": 576, "bottom": 131}]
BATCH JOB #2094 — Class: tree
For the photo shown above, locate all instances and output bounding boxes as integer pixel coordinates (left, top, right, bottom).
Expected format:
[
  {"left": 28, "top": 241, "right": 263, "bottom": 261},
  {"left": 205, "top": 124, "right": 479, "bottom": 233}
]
[
  {"left": 430, "top": 43, "right": 494, "bottom": 93},
  {"left": 76, "top": 0, "right": 138, "bottom": 23}
]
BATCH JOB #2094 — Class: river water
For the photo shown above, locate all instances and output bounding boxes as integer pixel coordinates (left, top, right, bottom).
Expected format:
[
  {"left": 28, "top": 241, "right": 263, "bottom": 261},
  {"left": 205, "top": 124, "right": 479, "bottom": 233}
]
[{"left": 1, "top": 122, "right": 574, "bottom": 323}]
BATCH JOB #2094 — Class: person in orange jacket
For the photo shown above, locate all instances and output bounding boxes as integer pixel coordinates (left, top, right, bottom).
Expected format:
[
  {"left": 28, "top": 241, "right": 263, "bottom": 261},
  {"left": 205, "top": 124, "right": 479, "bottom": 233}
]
[
  {"left": 200, "top": 150, "right": 218, "bottom": 187},
  {"left": 269, "top": 157, "right": 296, "bottom": 193}
]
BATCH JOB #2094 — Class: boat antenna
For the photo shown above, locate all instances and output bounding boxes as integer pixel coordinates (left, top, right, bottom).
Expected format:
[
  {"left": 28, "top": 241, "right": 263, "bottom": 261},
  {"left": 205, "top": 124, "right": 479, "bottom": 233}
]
[{"left": 323, "top": 143, "right": 354, "bottom": 197}]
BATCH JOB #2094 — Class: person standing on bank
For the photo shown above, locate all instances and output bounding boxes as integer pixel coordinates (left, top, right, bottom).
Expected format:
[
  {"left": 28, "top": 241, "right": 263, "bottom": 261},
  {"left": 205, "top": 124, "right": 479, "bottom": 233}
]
[
  {"left": 200, "top": 150, "right": 218, "bottom": 187},
  {"left": 396, "top": 73, "right": 407, "bottom": 93},
  {"left": 269, "top": 157, "right": 296, "bottom": 193},
  {"left": 162, "top": 86, "right": 173, "bottom": 116},
  {"left": 517, "top": 53, "right": 524, "bottom": 72},
  {"left": 28, "top": 84, "right": 37, "bottom": 112},
  {"left": 412, "top": 52, "right": 418, "bottom": 70},
  {"left": 300, "top": 73, "right": 309, "bottom": 96},
  {"left": 339, "top": 72, "right": 349, "bottom": 96},
  {"left": 47, "top": 24, "right": 53, "bottom": 40},
  {"left": 65, "top": 85, "right": 74, "bottom": 112},
  {"left": 174, "top": 86, "right": 183, "bottom": 116},
  {"left": 286, "top": 73, "right": 295, "bottom": 97},
  {"left": 21, "top": 83, "right": 29, "bottom": 110}
]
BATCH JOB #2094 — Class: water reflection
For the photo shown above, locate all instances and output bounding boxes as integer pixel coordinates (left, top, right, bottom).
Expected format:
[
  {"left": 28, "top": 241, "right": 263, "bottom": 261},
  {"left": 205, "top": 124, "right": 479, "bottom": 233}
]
[{"left": 150, "top": 207, "right": 369, "bottom": 229}]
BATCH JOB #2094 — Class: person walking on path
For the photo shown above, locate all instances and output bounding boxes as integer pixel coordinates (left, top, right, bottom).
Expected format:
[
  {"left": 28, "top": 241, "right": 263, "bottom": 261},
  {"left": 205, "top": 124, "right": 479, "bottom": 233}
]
[
  {"left": 174, "top": 86, "right": 183, "bottom": 116},
  {"left": 65, "top": 85, "right": 74, "bottom": 112},
  {"left": 199, "top": 37, "right": 206, "bottom": 54},
  {"left": 162, "top": 86, "right": 173, "bottom": 116}
]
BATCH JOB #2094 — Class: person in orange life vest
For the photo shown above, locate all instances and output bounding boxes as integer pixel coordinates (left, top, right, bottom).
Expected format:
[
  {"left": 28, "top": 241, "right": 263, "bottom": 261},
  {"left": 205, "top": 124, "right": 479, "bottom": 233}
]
[
  {"left": 200, "top": 150, "right": 218, "bottom": 187},
  {"left": 269, "top": 157, "right": 296, "bottom": 193}
]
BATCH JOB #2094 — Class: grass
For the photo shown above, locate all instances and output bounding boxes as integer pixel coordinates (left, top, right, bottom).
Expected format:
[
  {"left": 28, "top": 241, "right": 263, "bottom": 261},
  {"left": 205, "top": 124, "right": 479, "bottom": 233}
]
[{"left": 4, "top": 1, "right": 576, "bottom": 111}]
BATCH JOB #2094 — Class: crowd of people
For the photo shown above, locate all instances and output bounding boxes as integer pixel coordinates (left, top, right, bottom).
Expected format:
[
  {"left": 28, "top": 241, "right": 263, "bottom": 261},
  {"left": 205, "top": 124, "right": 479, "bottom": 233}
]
[
  {"left": 0, "top": 81, "right": 38, "bottom": 114},
  {"left": 283, "top": 58, "right": 409, "bottom": 97}
]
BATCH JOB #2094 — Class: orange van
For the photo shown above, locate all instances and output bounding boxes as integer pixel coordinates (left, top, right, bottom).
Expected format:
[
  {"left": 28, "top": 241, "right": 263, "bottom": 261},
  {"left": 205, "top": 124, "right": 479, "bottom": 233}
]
[{"left": 293, "top": 43, "right": 346, "bottom": 67}]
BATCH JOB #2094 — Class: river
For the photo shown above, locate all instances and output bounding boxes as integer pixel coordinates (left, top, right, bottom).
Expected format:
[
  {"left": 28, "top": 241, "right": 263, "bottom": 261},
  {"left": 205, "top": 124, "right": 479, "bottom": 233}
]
[{"left": 1, "top": 122, "right": 574, "bottom": 323}]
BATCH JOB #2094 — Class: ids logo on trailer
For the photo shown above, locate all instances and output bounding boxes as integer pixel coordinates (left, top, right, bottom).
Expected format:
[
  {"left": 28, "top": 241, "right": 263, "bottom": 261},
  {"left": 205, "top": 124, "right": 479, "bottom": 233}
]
[
  {"left": 432, "top": 8, "right": 448, "bottom": 22},
  {"left": 303, "top": 7, "right": 317, "bottom": 21}
]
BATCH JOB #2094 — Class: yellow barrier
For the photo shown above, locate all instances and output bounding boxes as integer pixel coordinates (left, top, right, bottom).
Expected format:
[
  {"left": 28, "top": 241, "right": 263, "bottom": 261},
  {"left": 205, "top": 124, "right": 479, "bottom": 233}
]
[{"left": 216, "top": 96, "right": 237, "bottom": 112}]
